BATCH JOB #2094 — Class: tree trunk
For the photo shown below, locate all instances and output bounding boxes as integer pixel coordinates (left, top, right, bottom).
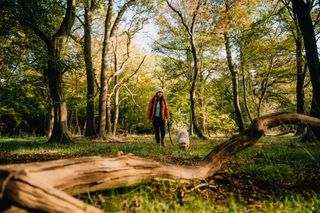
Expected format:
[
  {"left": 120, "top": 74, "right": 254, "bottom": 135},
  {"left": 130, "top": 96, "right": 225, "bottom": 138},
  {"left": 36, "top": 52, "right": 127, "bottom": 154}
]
[
  {"left": 199, "top": 77, "right": 207, "bottom": 134},
  {"left": 189, "top": 110, "right": 194, "bottom": 135},
  {"left": 21, "top": 0, "right": 75, "bottom": 143},
  {"left": 190, "top": 36, "right": 206, "bottom": 139},
  {"left": 84, "top": 5, "right": 97, "bottom": 137},
  {"left": 47, "top": 106, "right": 54, "bottom": 137},
  {"left": 239, "top": 44, "right": 252, "bottom": 122},
  {"left": 123, "top": 99, "right": 128, "bottom": 136},
  {"left": 75, "top": 108, "right": 81, "bottom": 135},
  {"left": 224, "top": 32, "right": 244, "bottom": 132},
  {"left": 98, "top": 1, "right": 113, "bottom": 138},
  {"left": 113, "top": 85, "right": 120, "bottom": 136},
  {"left": 107, "top": 96, "right": 112, "bottom": 134},
  {"left": 257, "top": 77, "right": 269, "bottom": 117},
  {"left": 112, "top": 43, "right": 120, "bottom": 136},
  {"left": 46, "top": 43, "right": 72, "bottom": 144},
  {"left": 98, "top": 0, "right": 137, "bottom": 137},
  {"left": 1, "top": 112, "right": 320, "bottom": 212},
  {"left": 291, "top": 0, "right": 320, "bottom": 140},
  {"left": 295, "top": 23, "right": 306, "bottom": 135},
  {"left": 166, "top": 0, "right": 205, "bottom": 139}
]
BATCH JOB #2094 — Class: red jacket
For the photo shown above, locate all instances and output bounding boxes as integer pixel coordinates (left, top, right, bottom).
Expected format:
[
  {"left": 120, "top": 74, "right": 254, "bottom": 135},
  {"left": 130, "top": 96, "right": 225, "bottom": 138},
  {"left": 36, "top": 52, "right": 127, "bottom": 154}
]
[{"left": 147, "top": 96, "right": 170, "bottom": 121}]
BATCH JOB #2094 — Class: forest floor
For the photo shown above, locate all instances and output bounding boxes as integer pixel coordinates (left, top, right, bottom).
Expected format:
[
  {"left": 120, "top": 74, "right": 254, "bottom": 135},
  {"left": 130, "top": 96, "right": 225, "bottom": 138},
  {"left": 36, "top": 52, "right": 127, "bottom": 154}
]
[{"left": 1, "top": 135, "right": 320, "bottom": 212}]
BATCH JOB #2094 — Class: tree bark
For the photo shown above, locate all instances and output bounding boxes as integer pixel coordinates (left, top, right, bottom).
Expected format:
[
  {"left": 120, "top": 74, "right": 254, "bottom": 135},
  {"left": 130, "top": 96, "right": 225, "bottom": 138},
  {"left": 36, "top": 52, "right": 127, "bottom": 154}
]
[
  {"left": 123, "top": 99, "right": 128, "bottom": 136},
  {"left": 0, "top": 171, "right": 102, "bottom": 213},
  {"left": 239, "top": 43, "right": 252, "bottom": 122},
  {"left": 46, "top": 42, "right": 72, "bottom": 144},
  {"left": 166, "top": 0, "right": 206, "bottom": 139},
  {"left": 257, "top": 77, "right": 269, "bottom": 117},
  {"left": 112, "top": 43, "right": 120, "bottom": 136},
  {"left": 291, "top": 0, "right": 320, "bottom": 140},
  {"left": 189, "top": 54, "right": 205, "bottom": 139},
  {"left": 1, "top": 112, "right": 320, "bottom": 212},
  {"left": 47, "top": 106, "right": 54, "bottom": 137},
  {"left": 20, "top": 0, "right": 76, "bottom": 143},
  {"left": 84, "top": 2, "right": 97, "bottom": 137},
  {"left": 189, "top": 17, "right": 206, "bottom": 139},
  {"left": 295, "top": 23, "right": 306, "bottom": 135},
  {"left": 98, "top": 0, "right": 137, "bottom": 137},
  {"left": 224, "top": 32, "right": 244, "bottom": 132},
  {"left": 98, "top": 0, "right": 113, "bottom": 138}
]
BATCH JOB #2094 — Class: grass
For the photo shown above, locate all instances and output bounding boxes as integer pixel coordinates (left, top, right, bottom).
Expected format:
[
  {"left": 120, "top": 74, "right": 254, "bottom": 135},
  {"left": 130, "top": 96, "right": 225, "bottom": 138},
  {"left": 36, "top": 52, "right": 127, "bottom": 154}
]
[{"left": 1, "top": 135, "right": 320, "bottom": 212}]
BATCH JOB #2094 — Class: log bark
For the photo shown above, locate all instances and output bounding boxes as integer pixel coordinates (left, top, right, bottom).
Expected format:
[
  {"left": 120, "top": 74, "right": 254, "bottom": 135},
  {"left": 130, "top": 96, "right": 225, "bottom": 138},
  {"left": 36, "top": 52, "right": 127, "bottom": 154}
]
[
  {"left": 0, "top": 171, "right": 102, "bottom": 213},
  {"left": 1, "top": 112, "right": 320, "bottom": 212}
]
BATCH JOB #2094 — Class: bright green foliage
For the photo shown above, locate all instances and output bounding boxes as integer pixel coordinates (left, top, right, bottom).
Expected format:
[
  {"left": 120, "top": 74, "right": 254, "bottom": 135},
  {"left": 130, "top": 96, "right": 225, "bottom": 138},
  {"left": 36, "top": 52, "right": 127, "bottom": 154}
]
[
  {"left": 0, "top": 0, "right": 314, "bottom": 136},
  {"left": 0, "top": 25, "right": 49, "bottom": 135}
]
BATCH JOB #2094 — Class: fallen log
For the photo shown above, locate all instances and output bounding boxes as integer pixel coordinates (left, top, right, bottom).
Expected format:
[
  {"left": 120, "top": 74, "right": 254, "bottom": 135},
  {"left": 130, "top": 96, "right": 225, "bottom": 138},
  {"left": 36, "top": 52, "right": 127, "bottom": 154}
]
[
  {"left": 0, "top": 112, "right": 319, "bottom": 212},
  {"left": 1, "top": 170, "right": 103, "bottom": 213}
]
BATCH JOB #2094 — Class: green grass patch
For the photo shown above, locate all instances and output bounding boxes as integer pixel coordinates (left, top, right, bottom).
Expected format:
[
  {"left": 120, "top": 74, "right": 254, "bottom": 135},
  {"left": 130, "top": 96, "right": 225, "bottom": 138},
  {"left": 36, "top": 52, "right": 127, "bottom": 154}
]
[{"left": 1, "top": 135, "right": 320, "bottom": 212}]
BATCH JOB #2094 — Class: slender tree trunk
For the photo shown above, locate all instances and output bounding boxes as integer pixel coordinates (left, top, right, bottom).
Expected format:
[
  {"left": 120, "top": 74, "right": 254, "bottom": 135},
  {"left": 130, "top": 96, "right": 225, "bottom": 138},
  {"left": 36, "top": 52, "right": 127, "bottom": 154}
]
[
  {"left": 291, "top": 12, "right": 306, "bottom": 136},
  {"left": 200, "top": 87, "right": 207, "bottom": 133},
  {"left": 224, "top": 32, "right": 244, "bottom": 132},
  {"left": 75, "top": 108, "right": 81, "bottom": 135},
  {"left": 113, "top": 85, "right": 120, "bottom": 136},
  {"left": 112, "top": 44, "right": 120, "bottom": 136},
  {"left": 48, "top": 106, "right": 54, "bottom": 137},
  {"left": 295, "top": 26, "right": 306, "bottom": 135},
  {"left": 190, "top": 36, "right": 206, "bottom": 139},
  {"left": 257, "top": 78, "right": 269, "bottom": 117},
  {"left": 291, "top": 0, "right": 320, "bottom": 140},
  {"left": 166, "top": 0, "right": 205, "bottom": 139},
  {"left": 98, "top": 0, "right": 137, "bottom": 137},
  {"left": 84, "top": 5, "right": 96, "bottom": 137},
  {"left": 202, "top": 111, "right": 207, "bottom": 134},
  {"left": 189, "top": 110, "right": 193, "bottom": 135},
  {"left": 107, "top": 96, "right": 112, "bottom": 134},
  {"left": 123, "top": 99, "right": 128, "bottom": 136},
  {"left": 69, "top": 108, "right": 74, "bottom": 133},
  {"left": 239, "top": 44, "right": 252, "bottom": 122}
]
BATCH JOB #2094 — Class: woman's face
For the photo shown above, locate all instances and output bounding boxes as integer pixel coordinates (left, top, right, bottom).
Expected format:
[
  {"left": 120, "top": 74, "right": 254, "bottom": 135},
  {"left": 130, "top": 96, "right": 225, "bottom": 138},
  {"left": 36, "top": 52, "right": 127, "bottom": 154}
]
[{"left": 157, "top": 91, "right": 163, "bottom": 97}]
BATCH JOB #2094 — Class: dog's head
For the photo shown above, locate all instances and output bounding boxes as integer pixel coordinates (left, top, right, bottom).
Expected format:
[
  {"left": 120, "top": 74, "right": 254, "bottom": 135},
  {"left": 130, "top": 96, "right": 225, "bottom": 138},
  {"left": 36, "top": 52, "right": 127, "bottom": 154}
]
[
  {"left": 179, "top": 137, "right": 189, "bottom": 150},
  {"left": 179, "top": 143, "right": 189, "bottom": 150}
]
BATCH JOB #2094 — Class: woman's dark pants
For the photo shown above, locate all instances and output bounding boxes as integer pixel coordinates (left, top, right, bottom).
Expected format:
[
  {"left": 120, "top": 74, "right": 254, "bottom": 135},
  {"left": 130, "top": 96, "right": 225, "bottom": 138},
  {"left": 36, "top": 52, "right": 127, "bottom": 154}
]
[{"left": 153, "top": 117, "right": 166, "bottom": 145}]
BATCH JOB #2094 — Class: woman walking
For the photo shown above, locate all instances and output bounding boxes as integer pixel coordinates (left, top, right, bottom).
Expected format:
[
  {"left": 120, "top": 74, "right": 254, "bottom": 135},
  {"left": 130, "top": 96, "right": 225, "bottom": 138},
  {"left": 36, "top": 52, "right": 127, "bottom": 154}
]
[{"left": 147, "top": 87, "right": 170, "bottom": 146}]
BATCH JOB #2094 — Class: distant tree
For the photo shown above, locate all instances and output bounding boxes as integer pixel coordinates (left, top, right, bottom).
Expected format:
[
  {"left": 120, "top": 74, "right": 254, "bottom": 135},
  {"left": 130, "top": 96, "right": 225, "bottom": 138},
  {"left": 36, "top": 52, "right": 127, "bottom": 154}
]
[
  {"left": 111, "top": 31, "right": 146, "bottom": 135},
  {"left": 221, "top": 0, "right": 245, "bottom": 132},
  {"left": 98, "top": 0, "right": 138, "bottom": 137},
  {"left": 291, "top": 0, "right": 320, "bottom": 140},
  {"left": 165, "top": 0, "right": 207, "bottom": 139}
]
